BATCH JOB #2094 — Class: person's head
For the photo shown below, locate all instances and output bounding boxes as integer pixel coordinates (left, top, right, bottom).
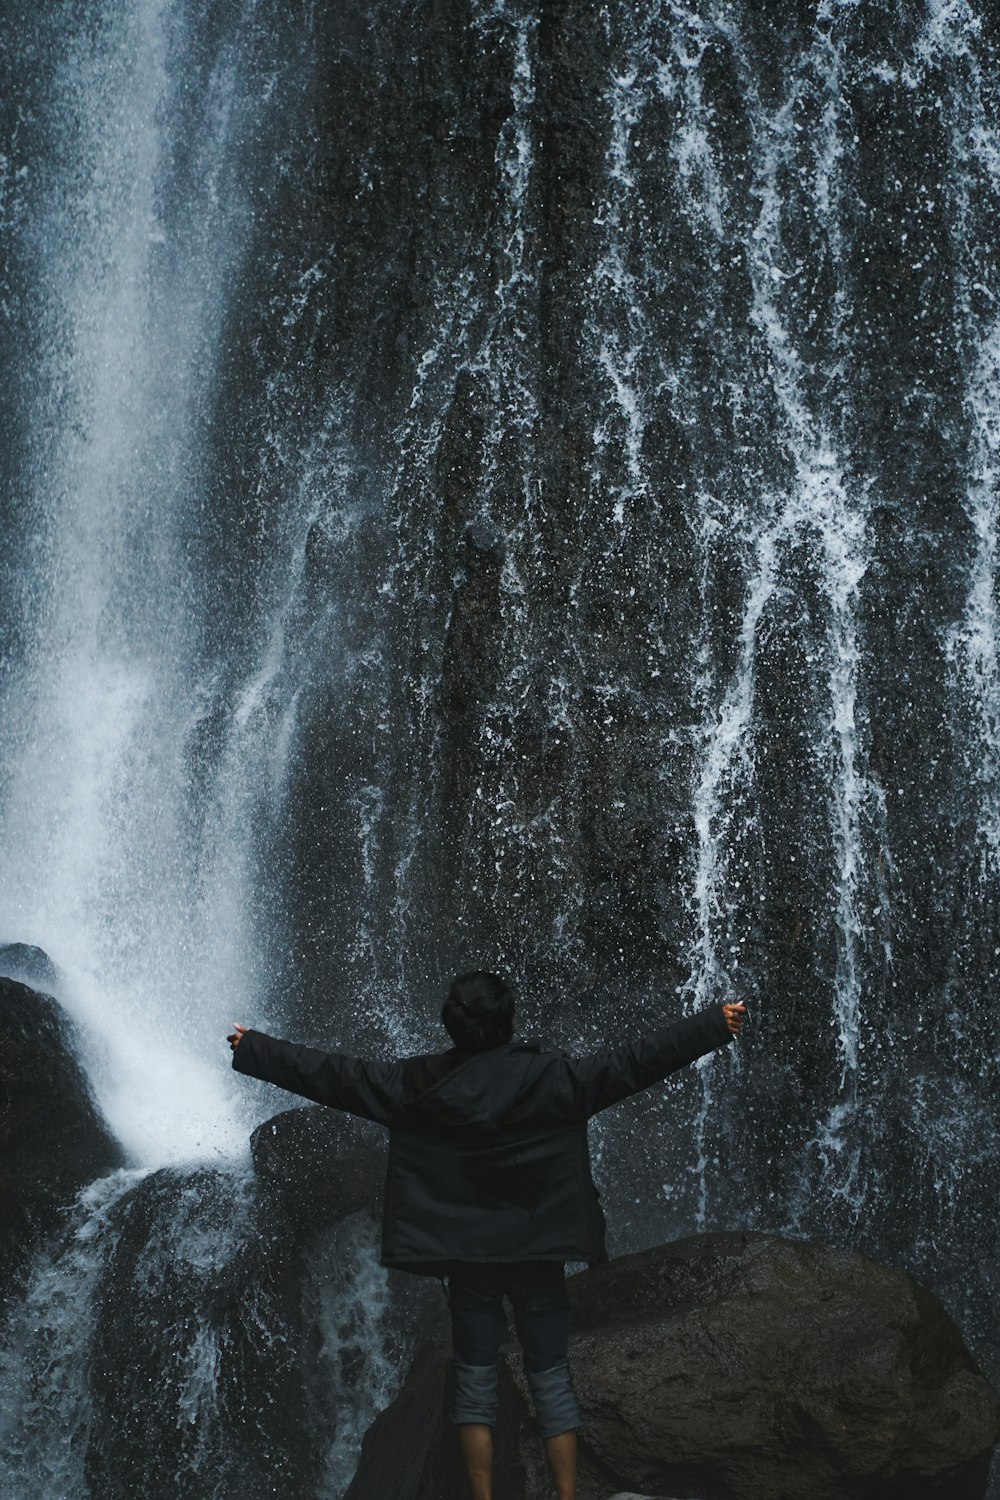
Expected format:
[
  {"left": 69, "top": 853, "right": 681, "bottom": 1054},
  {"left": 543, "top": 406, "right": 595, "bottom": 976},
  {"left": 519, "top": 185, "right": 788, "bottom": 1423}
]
[{"left": 441, "top": 970, "right": 515, "bottom": 1052}]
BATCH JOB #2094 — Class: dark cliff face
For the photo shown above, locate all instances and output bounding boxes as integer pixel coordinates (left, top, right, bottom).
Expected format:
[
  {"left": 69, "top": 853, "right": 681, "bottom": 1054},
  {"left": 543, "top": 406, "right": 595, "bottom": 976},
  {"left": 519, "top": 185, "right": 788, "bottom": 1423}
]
[{"left": 183, "top": 0, "right": 1000, "bottom": 1390}]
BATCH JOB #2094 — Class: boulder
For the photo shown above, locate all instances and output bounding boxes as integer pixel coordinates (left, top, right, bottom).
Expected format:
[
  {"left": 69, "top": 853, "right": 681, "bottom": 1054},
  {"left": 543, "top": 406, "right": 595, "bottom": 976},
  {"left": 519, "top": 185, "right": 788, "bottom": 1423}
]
[
  {"left": 85, "top": 1164, "right": 324, "bottom": 1500},
  {"left": 0, "top": 975, "right": 123, "bottom": 1308},
  {"left": 0, "top": 943, "right": 60, "bottom": 991},
  {"left": 84, "top": 1164, "right": 446, "bottom": 1500},
  {"left": 560, "top": 1232, "right": 1000, "bottom": 1500},
  {"left": 249, "top": 1102, "right": 386, "bottom": 1228},
  {"left": 344, "top": 1232, "right": 1000, "bottom": 1500}
]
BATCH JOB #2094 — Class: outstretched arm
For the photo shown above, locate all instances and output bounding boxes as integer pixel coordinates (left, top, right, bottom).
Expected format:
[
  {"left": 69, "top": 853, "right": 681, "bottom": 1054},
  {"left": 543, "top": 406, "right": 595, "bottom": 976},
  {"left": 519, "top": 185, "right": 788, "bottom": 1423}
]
[
  {"left": 228, "top": 1024, "right": 402, "bottom": 1126},
  {"left": 552, "top": 1001, "right": 744, "bottom": 1119}
]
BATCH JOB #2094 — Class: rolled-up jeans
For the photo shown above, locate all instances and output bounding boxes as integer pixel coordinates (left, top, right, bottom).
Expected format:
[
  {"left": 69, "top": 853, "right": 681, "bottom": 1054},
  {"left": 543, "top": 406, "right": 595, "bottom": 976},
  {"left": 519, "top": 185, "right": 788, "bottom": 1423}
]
[{"left": 444, "top": 1261, "right": 581, "bottom": 1439}]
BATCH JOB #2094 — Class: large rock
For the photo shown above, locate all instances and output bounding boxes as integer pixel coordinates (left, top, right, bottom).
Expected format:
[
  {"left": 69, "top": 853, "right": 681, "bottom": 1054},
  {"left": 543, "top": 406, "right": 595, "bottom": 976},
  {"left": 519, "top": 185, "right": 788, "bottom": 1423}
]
[
  {"left": 85, "top": 1164, "right": 324, "bottom": 1500},
  {"left": 0, "top": 974, "right": 123, "bottom": 1308},
  {"left": 344, "top": 1232, "right": 1000, "bottom": 1500},
  {"left": 561, "top": 1232, "right": 1000, "bottom": 1500},
  {"left": 249, "top": 1102, "right": 386, "bottom": 1229},
  {"left": 84, "top": 1162, "right": 446, "bottom": 1500},
  {"left": 0, "top": 943, "right": 60, "bottom": 991}
]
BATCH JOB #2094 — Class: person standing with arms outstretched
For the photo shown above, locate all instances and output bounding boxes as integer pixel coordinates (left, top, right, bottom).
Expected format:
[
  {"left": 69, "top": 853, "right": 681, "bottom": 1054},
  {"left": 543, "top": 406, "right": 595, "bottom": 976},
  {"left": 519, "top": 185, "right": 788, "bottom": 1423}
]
[{"left": 229, "top": 972, "right": 746, "bottom": 1500}]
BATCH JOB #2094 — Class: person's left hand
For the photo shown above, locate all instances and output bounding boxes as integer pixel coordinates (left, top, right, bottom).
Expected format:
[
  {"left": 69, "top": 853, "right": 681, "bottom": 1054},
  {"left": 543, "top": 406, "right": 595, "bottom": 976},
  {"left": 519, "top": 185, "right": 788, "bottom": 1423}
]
[
  {"left": 227, "top": 1023, "right": 249, "bottom": 1052},
  {"left": 722, "top": 1002, "right": 747, "bottom": 1035}
]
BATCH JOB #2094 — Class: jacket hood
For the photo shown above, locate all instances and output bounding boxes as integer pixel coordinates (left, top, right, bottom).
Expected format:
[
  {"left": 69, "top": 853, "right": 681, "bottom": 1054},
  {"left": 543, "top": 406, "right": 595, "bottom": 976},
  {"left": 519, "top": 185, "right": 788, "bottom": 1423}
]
[{"left": 402, "top": 1039, "right": 546, "bottom": 1131}]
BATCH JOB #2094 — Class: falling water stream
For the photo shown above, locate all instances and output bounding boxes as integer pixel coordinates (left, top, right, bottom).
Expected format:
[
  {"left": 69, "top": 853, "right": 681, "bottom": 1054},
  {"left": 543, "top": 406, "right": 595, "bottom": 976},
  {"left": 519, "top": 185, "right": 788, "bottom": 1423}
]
[{"left": 0, "top": 0, "right": 998, "bottom": 1494}]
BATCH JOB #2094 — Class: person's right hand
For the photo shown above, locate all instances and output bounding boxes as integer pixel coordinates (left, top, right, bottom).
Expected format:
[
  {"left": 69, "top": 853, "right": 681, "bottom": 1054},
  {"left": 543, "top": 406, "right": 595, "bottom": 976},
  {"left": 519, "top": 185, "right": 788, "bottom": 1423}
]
[
  {"left": 227, "top": 1023, "right": 249, "bottom": 1052},
  {"left": 722, "top": 1002, "right": 747, "bottom": 1035}
]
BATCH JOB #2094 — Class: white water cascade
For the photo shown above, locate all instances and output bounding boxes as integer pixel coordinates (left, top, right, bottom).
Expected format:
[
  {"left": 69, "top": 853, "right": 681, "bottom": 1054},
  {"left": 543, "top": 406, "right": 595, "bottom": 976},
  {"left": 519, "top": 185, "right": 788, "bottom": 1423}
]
[{"left": 0, "top": 0, "right": 303, "bottom": 1166}]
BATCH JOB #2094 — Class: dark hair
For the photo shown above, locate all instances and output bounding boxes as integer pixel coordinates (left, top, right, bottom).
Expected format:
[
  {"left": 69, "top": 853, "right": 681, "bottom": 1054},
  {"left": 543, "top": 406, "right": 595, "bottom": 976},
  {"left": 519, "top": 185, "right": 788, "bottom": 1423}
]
[{"left": 441, "top": 970, "right": 515, "bottom": 1052}]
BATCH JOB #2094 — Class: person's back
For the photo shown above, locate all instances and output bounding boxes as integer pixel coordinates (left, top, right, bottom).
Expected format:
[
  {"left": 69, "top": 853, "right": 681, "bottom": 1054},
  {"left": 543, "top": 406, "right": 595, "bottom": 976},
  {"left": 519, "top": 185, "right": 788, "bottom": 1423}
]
[{"left": 229, "top": 970, "right": 746, "bottom": 1500}]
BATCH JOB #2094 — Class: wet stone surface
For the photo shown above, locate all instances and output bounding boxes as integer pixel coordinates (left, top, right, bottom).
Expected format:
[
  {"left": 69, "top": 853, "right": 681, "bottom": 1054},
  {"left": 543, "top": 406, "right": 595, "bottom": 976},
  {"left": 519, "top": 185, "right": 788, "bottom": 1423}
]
[{"left": 347, "top": 1233, "right": 1000, "bottom": 1500}]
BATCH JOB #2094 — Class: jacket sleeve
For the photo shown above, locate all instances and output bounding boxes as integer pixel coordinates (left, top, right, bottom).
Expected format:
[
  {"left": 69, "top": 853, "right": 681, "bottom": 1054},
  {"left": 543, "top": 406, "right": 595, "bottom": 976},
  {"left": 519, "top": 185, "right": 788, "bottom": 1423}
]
[
  {"left": 554, "top": 1004, "right": 734, "bottom": 1119},
  {"left": 231, "top": 1029, "right": 403, "bottom": 1126}
]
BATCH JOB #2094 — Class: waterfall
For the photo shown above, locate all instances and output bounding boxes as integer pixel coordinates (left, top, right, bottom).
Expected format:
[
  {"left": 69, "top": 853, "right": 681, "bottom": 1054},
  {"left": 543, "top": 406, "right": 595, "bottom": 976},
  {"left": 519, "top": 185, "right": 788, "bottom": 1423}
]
[
  {"left": 0, "top": 1171, "right": 147, "bottom": 1499},
  {"left": 1, "top": 0, "right": 998, "bottom": 1494},
  {"left": 0, "top": 0, "right": 304, "bottom": 1164}
]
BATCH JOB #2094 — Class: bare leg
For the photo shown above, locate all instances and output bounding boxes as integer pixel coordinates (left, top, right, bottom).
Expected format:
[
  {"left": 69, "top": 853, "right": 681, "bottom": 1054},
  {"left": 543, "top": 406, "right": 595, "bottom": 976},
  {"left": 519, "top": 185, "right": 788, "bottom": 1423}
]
[
  {"left": 458, "top": 1422, "right": 493, "bottom": 1500},
  {"left": 544, "top": 1429, "right": 577, "bottom": 1500}
]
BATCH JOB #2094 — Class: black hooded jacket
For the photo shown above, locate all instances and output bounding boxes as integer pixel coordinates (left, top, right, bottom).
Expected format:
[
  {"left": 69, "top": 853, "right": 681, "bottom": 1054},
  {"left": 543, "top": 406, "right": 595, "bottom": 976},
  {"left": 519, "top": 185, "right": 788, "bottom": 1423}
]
[{"left": 231, "top": 1003, "right": 733, "bottom": 1272}]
